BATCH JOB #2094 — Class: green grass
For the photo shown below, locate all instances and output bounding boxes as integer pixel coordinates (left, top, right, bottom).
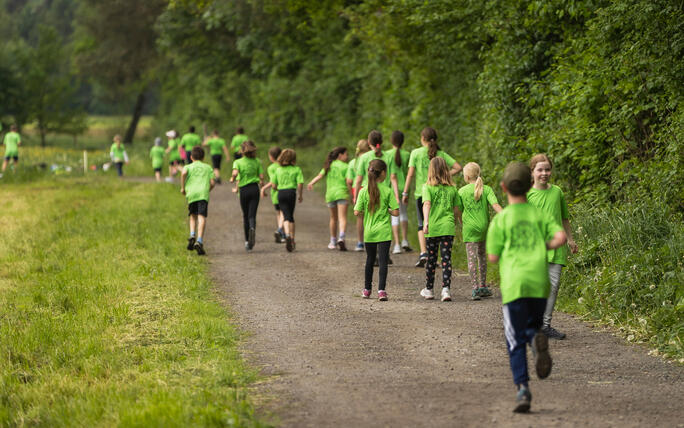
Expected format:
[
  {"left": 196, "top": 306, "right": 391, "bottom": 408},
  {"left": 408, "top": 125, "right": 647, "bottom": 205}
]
[{"left": 0, "top": 177, "right": 265, "bottom": 426}]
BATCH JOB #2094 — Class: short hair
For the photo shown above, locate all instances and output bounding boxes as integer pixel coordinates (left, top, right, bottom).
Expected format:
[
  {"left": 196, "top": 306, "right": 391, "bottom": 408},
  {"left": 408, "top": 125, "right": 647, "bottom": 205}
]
[
  {"left": 10, "top": 124, "right": 17, "bottom": 131},
  {"left": 236, "top": 126, "right": 245, "bottom": 134},
  {"left": 529, "top": 153, "right": 553, "bottom": 171},
  {"left": 189, "top": 126, "right": 196, "bottom": 133},
  {"left": 277, "top": 149, "right": 297, "bottom": 166},
  {"left": 191, "top": 146, "right": 205, "bottom": 160},
  {"left": 503, "top": 162, "right": 532, "bottom": 196}
]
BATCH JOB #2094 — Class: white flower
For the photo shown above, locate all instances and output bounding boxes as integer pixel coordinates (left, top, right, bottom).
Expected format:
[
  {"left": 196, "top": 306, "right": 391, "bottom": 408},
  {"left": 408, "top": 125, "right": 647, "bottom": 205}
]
[
  {"left": 649, "top": 284, "right": 656, "bottom": 290},
  {"left": 578, "top": 297, "right": 585, "bottom": 304},
  {"left": 627, "top": 334, "right": 635, "bottom": 341}
]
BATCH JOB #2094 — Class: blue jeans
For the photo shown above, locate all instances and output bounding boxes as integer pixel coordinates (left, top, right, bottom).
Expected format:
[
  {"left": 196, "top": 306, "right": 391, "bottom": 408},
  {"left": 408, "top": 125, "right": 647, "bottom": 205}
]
[{"left": 502, "top": 297, "right": 547, "bottom": 385}]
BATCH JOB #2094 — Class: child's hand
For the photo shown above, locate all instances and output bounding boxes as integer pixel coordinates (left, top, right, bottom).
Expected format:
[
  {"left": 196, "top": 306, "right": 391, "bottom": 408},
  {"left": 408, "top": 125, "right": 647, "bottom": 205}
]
[
  {"left": 180, "top": 188, "right": 186, "bottom": 195},
  {"left": 260, "top": 190, "right": 267, "bottom": 198},
  {"left": 232, "top": 187, "right": 238, "bottom": 194},
  {"left": 423, "top": 224, "right": 429, "bottom": 235},
  {"left": 307, "top": 183, "right": 313, "bottom": 191},
  {"left": 298, "top": 194, "right": 303, "bottom": 203},
  {"left": 402, "top": 195, "right": 409, "bottom": 204},
  {"left": 569, "top": 240, "right": 578, "bottom": 254}
]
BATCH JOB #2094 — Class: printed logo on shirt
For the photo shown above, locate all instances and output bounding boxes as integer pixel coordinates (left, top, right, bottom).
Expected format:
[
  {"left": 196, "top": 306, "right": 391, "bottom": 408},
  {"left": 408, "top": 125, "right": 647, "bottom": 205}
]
[{"left": 509, "top": 221, "right": 538, "bottom": 251}]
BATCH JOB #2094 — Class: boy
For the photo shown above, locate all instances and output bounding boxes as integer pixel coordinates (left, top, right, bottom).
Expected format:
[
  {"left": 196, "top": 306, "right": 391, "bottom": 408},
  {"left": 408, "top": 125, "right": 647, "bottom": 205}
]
[
  {"left": 486, "top": 162, "right": 566, "bottom": 413},
  {"left": 180, "top": 126, "right": 201, "bottom": 165},
  {"left": 202, "top": 129, "right": 230, "bottom": 184},
  {"left": 150, "top": 137, "right": 165, "bottom": 182},
  {"left": 181, "top": 146, "right": 215, "bottom": 255},
  {"left": 230, "top": 126, "right": 249, "bottom": 161},
  {"left": 2, "top": 124, "right": 21, "bottom": 176}
]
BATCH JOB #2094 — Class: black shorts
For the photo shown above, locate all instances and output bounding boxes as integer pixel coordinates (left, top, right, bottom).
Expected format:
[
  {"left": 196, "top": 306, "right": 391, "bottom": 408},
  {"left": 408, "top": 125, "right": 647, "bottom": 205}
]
[
  {"left": 416, "top": 197, "right": 425, "bottom": 228},
  {"left": 278, "top": 189, "right": 297, "bottom": 222},
  {"left": 188, "top": 200, "right": 209, "bottom": 217},
  {"left": 211, "top": 154, "right": 222, "bottom": 169},
  {"left": 274, "top": 203, "right": 280, "bottom": 211},
  {"left": 4, "top": 156, "right": 18, "bottom": 161},
  {"left": 154, "top": 167, "right": 162, "bottom": 173},
  {"left": 182, "top": 151, "right": 192, "bottom": 164}
]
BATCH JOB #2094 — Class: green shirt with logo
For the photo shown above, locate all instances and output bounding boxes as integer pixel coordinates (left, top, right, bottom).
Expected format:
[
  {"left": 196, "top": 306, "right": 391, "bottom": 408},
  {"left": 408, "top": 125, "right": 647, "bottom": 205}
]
[
  {"left": 168, "top": 139, "right": 182, "bottom": 161},
  {"left": 527, "top": 185, "right": 570, "bottom": 265},
  {"left": 354, "top": 184, "right": 399, "bottom": 243},
  {"left": 184, "top": 161, "right": 213, "bottom": 203},
  {"left": 230, "top": 134, "right": 249, "bottom": 154},
  {"left": 407, "top": 146, "right": 457, "bottom": 198},
  {"left": 273, "top": 165, "right": 304, "bottom": 190},
  {"left": 457, "top": 183, "right": 500, "bottom": 243},
  {"left": 206, "top": 137, "right": 226, "bottom": 156},
  {"left": 422, "top": 184, "right": 461, "bottom": 238},
  {"left": 355, "top": 150, "right": 395, "bottom": 188},
  {"left": 181, "top": 133, "right": 201, "bottom": 151},
  {"left": 110, "top": 143, "right": 126, "bottom": 162},
  {"left": 386, "top": 148, "right": 410, "bottom": 194},
  {"left": 319, "top": 159, "right": 349, "bottom": 203},
  {"left": 150, "top": 146, "right": 165, "bottom": 169},
  {"left": 232, "top": 157, "right": 263, "bottom": 187},
  {"left": 3, "top": 132, "right": 20, "bottom": 156}
]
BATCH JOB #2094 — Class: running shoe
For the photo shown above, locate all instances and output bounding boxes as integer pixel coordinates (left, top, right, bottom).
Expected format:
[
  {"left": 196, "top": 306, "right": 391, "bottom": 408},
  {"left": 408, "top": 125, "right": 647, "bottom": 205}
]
[
  {"left": 513, "top": 387, "right": 531, "bottom": 413},
  {"left": 286, "top": 235, "right": 294, "bottom": 252},
  {"left": 478, "top": 286, "right": 493, "bottom": 297},
  {"left": 337, "top": 240, "right": 347, "bottom": 251},
  {"left": 441, "top": 287, "right": 452, "bottom": 302},
  {"left": 415, "top": 253, "right": 428, "bottom": 268},
  {"left": 355, "top": 242, "right": 364, "bottom": 252},
  {"left": 248, "top": 228, "right": 256, "bottom": 250},
  {"left": 532, "top": 332, "right": 552, "bottom": 379},
  {"left": 420, "top": 287, "right": 434, "bottom": 300},
  {"left": 401, "top": 240, "right": 413, "bottom": 252},
  {"left": 187, "top": 237, "right": 195, "bottom": 250},
  {"left": 194, "top": 241, "right": 206, "bottom": 256},
  {"left": 215, "top": 177, "right": 222, "bottom": 184},
  {"left": 471, "top": 289, "right": 481, "bottom": 301},
  {"left": 274, "top": 231, "right": 282, "bottom": 243},
  {"left": 362, "top": 289, "right": 371, "bottom": 299},
  {"left": 378, "top": 290, "right": 388, "bottom": 301},
  {"left": 245, "top": 242, "right": 250, "bottom": 251},
  {"left": 541, "top": 325, "right": 566, "bottom": 340},
  {"left": 328, "top": 242, "right": 337, "bottom": 250},
  {"left": 392, "top": 244, "right": 402, "bottom": 254}
]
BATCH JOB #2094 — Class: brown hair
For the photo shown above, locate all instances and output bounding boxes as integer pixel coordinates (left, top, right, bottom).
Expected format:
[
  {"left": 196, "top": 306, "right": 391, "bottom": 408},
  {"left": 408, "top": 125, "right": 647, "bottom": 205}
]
[
  {"left": 529, "top": 153, "right": 553, "bottom": 171},
  {"left": 277, "top": 148, "right": 297, "bottom": 166},
  {"left": 368, "top": 130, "right": 383, "bottom": 157},
  {"left": 391, "top": 130, "right": 404, "bottom": 167},
  {"left": 324, "top": 147, "right": 347, "bottom": 175},
  {"left": 191, "top": 146, "right": 205, "bottom": 160},
  {"left": 421, "top": 127, "right": 439, "bottom": 159},
  {"left": 427, "top": 157, "right": 454, "bottom": 186},
  {"left": 356, "top": 139, "right": 370, "bottom": 156},
  {"left": 241, "top": 140, "right": 257, "bottom": 158},
  {"left": 236, "top": 126, "right": 245, "bottom": 134},
  {"left": 268, "top": 146, "right": 282, "bottom": 161},
  {"left": 113, "top": 134, "right": 122, "bottom": 143},
  {"left": 10, "top": 124, "right": 17, "bottom": 132},
  {"left": 463, "top": 162, "right": 483, "bottom": 201},
  {"left": 367, "top": 159, "right": 387, "bottom": 213}
]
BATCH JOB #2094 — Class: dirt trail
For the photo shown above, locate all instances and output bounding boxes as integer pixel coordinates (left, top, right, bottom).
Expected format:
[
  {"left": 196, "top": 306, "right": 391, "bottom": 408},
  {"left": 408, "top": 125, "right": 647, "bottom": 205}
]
[{"left": 205, "top": 185, "right": 683, "bottom": 427}]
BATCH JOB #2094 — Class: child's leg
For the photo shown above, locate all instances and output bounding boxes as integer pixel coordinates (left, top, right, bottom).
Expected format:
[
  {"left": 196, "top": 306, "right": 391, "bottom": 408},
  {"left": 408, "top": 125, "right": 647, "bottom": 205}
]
[
  {"left": 440, "top": 236, "right": 454, "bottom": 288},
  {"left": 425, "top": 237, "right": 439, "bottom": 289},
  {"left": 328, "top": 206, "right": 338, "bottom": 240},
  {"left": 503, "top": 298, "right": 539, "bottom": 387},
  {"left": 277, "top": 210, "right": 284, "bottom": 231},
  {"left": 214, "top": 168, "right": 220, "bottom": 179},
  {"left": 1, "top": 159, "right": 7, "bottom": 172},
  {"left": 356, "top": 216, "right": 363, "bottom": 244},
  {"left": 197, "top": 215, "right": 207, "bottom": 241},
  {"left": 477, "top": 242, "right": 487, "bottom": 286},
  {"left": 189, "top": 214, "right": 197, "bottom": 236},
  {"left": 391, "top": 215, "right": 400, "bottom": 246},
  {"left": 377, "top": 241, "right": 391, "bottom": 290},
  {"left": 155, "top": 171, "right": 161, "bottom": 181},
  {"left": 239, "top": 190, "right": 250, "bottom": 241},
  {"left": 465, "top": 242, "right": 480, "bottom": 290},
  {"left": 248, "top": 187, "right": 259, "bottom": 231},
  {"left": 337, "top": 202, "right": 347, "bottom": 239},
  {"left": 364, "top": 242, "right": 378, "bottom": 290},
  {"left": 543, "top": 264, "right": 563, "bottom": 327},
  {"left": 416, "top": 198, "right": 427, "bottom": 254},
  {"left": 116, "top": 162, "right": 123, "bottom": 177}
]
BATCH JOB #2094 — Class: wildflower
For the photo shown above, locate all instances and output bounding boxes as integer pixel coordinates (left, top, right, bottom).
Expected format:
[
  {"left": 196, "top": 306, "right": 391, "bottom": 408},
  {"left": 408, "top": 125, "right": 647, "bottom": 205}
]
[
  {"left": 578, "top": 297, "right": 585, "bottom": 304},
  {"left": 649, "top": 284, "right": 656, "bottom": 290}
]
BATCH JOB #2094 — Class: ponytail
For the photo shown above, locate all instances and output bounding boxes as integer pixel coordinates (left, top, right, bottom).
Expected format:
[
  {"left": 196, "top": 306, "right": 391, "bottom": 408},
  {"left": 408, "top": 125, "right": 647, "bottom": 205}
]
[
  {"left": 368, "top": 130, "right": 383, "bottom": 158},
  {"left": 474, "top": 176, "right": 483, "bottom": 201},
  {"left": 421, "top": 127, "right": 439, "bottom": 159},
  {"left": 463, "top": 162, "right": 483, "bottom": 201},
  {"left": 367, "top": 159, "right": 387, "bottom": 213},
  {"left": 391, "top": 130, "right": 404, "bottom": 167},
  {"left": 323, "top": 147, "right": 347, "bottom": 175}
]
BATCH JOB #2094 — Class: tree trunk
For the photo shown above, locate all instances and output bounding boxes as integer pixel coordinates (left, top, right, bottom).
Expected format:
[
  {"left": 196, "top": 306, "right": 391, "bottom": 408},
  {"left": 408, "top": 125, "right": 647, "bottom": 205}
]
[{"left": 123, "top": 91, "right": 146, "bottom": 143}]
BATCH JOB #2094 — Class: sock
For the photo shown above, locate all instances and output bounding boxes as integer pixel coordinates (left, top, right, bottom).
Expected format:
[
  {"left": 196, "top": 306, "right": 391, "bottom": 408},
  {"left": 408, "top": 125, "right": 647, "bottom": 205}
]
[
  {"left": 278, "top": 227, "right": 284, "bottom": 235},
  {"left": 339, "top": 232, "right": 346, "bottom": 240},
  {"left": 330, "top": 237, "right": 337, "bottom": 244},
  {"left": 190, "top": 231, "right": 196, "bottom": 238},
  {"left": 197, "top": 237, "right": 203, "bottom": 244}
]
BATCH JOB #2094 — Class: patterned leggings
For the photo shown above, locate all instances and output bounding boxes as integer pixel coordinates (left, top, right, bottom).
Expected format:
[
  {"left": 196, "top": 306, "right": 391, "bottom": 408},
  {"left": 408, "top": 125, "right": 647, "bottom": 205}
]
[
  {"left": 425, "top": 236, "right": 454, "bottom": 290},
  {"left": 466, "top": 241, "right": 487, "bottom": 290}
]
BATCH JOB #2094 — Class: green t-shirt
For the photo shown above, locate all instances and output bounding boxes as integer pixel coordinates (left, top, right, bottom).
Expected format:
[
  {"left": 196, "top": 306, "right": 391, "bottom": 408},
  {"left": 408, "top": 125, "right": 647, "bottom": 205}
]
[
  {"left": 354, "top": 185, "right": 399, "bottom": 243},
  {"left": 355, "top": 150, "right": 395, "bottom": 187},
  {"left": 457, "top": 184, "right": 500, "bottom": 243},
  {"left": 110, "top": 143, "right": 126, "bottom": 162},
  {"left": 408, "top": 146, "right": 457, "bottom": 198},
  {"left": 206, "top": 137, "right": 226, "bottom": 156},
  {"left": 230, "top": 134, "right": 249, "bottom": 154},
  {"left": 267, "top": 162, "right": 280, "bottom": 205},
  {"left": 527, "top": 185, "right": 570, "bottom": 265},
  {"left": 184, "top": 161, "right": 213, "bottom": 203},
  {"left": 3, "top": 132, "right": 20, "bottom": 156},
  {"left": 386, "top": 148, "right": 410, "bottom": 193},
  {"left": 181, "top": 133, "right": 201, "bottom": 151},
  {"left": 232, "top": 157, "right": 263, "bottom": 187},
  {"left": 422, "top": 184, "right": 461, "bottom": 238},
  {"left": 346, "top": 158, "right": 358, "bottom": 182},
  {"left": 486, "top": 203, "right": 563, "bottom": 305},
  {"left": 168, "top": 139, "right": 182, "bottom": 161},
  {"left": 150, "top": 146, "right": 165, "bottom": 169},
  {"left": 273, "top": 165, "right": 304, "bottom": 190},
  {"left": 319, "top": 159, "right": 350, "bottom": 202}
]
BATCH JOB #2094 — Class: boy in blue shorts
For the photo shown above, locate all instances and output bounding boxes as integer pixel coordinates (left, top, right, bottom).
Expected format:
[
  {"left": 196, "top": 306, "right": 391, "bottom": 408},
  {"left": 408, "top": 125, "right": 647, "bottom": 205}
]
[
  {"left": 181, "top": 146, "right": 215, "bottom": 255},
  {"left": 487, "top": 162, "right": 566, "bottom": 413}
]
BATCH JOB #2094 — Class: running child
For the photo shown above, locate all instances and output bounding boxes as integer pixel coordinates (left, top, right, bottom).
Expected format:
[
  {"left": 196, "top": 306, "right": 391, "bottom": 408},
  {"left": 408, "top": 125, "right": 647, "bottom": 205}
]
[
  {"left": 420, "top": 157, "right": 462, "bottom": 302},
  {"left": 527, "top": 154, "right": 578, "bottom": 340},
  {"left": 1, "top": 124, "right": 21, "bottom": 176},
  {"left": 181, "top": 146, "right": 216, "bottom": 255},
  {"left": 181, "top": 126, "right": 201, "bottom": 164},
  {"left": 354, "top": 159, "right": 399, "bottom": 301},
  {"left": 230, "top": 140, "right": 264, "bottom": 251},
  {"left": 402, "top": 127, "right": 461, "bottom": 268},
  {"left": 165, "top": 130, "right": 182, "bottom": 181},
  {"left": 150, "top": 137, "right": 165, "bottom": 182},
  {"left": 267, "top": 149, "right": 303, "bottom": 252},
  {"left": 202, "top": 129, "right": 230, "bottom": 184},
  {"left": 109, "top": 134, "right": 129, "bottom": 177},
  {"left": 307, "top": 147, "right": 352, "bottom": 250},
  {"left": 230, "top": 127, "right": 249, "bottom": 160},
  {"left": 387, "top": 130, "right": 412, "bottom": 254},
  {"left": 486, "top": 161, "right": 566, "bottom": 413},
  {"left": 261, "top": 146, "right": 285, "bottom": 243},
  {"left": 347, "top": 139, "right": 371, "bottom": 251},
  {"left": 457, "top": 162, "right": 503, "bottom": 300}
]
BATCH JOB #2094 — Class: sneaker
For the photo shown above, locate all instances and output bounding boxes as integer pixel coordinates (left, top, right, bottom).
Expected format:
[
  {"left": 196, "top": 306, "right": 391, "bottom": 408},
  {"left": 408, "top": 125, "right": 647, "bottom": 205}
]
[
  {"left": 415, "top": 253, "right": 428, "bottom": 268},
  {"left": 355, "top": 242, "right": 364, "bottom": 252},
  {"left": 471, "top": 289, "right": 481, "bottom": 301},
  {"left": 441, "top": 287, "right": 452, "bottom": 302},
  {"left": 165, "top": 177, "right": 174, "bottom": 183},
  {"left": 245, "top": 241, "right": 251, "bottom": 251},
  {"left": 392, "top": 244, "right": 402, "bottom": 254},
  {"left": 274, "top": 231, "right": 282, "bottom": 243},
  {"left": 378, "top": 290, "right": 388, "bottom": 301},
  {"left": 194, "top": 241, "right": 206, "bottom": 256},
  {"left": 248, "top": 228, "right": 256, "bottom": 249},
  {"left": 478, "top": 286, "right": 493, "bottom": 297},
  {"left": 187, "top": 237, "right": 196, "bottom": 250},
  {"left": 328, "top": 242, "right": 337, "bottom": 250},
  {"left": 513, "top": 387, "right": 531, "bottom": 413},
  {"left": 420, "top": 288, "right": 434, "bottom": 300},
  {"left": 286, "top": 235, "right": 294, "bottom": 252},
  {"left": 541, "top": 325, "right": 566, "bottom": 340},
  {"left": 337, "top": 240, "right": 347, "bottom": 251},
  {"left": 401, "top": 240, "right": 413, "bottom": 252},
  {"left": 533, "top": 332, "right": 552, "bottom": 379},
  {"left": 362, "top": 289, "right": 371, "bottom": 299}
]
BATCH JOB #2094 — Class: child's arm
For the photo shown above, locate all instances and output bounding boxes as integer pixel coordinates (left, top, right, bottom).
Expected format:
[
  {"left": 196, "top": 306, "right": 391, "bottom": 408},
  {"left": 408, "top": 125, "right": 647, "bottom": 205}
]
[
  {"left": 402, "top": 167, "right": 415, "bottom": 204},
  {"left": 422, "top": 201, "right": 431, "bottom": 235},
  {"left": 180, "top": 168, "right": 188, "bottom": 195},
  {"left": 390, "top": 173, "right": 400, "bottom": 205},
  {"left": 389, "top": 207, "right": 399, "bottom": 216},
  {"left": 492, "top": 203, "right": 503, "bottom": 213},
  {"left": 223, "top": 146, "right": 230, "bottom": 163},
  {"left": 209, "top": 178, "right": 216, "bottom": 191},
  {"left": 453, "top": 206, "right": 462, "bottom": 225},
  {"left": 230, "top": 168, "right": 239, "bottom": 193},
  {"left": 123, "top": 151, "right": 129, "bottom": 164},
  {"left": 353, "top": 175, "right": 362, "bottom": 204},
  {"left": 546, "top": 230, "right": 567, "bottom": 250},
  {"left": 307, "top": 173, "right": 323, "bottom": 190},
  {"left": 260, "top": 182, "right": 273, "bottom": 197},
  {"left": 488, "top": 254, "right": 499, "bottom": 263},
  {"left": 297, "top": 183, "right": 304, "bottom": 203},
  {"left": 562, "top": 219, "right": 578, "bottom": 253},
  {"left": 449, "top": 161, "right": 462, "bottom": 176}
]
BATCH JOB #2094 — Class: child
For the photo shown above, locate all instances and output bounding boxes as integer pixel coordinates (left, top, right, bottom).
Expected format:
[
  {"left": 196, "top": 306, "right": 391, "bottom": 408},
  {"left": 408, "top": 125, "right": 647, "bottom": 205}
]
[
  {"left": 181, "top": 146, "right": 216, "bottom": 255},
  {"left": 347, "top": 139, "right": 371, "bottom": 251},
  {"left": 165, "top": 130, "right": 182, "bottom": 181},
  {"left": 354, "top": 159, "right": 399, "bottom": 301},
  {"left": 230, "top": 140, "right": 264, "bottom": 251},
  {"left": 402, "top": 127, "right": 461, "bottom": 268},
  {"left": 307, "top": 147, "right": 352, "bottom": 250},
  {"left": 261, "top": 146, "right": 285, "bottom": 243},
  {"left": 457, "top": 162, "right": 503, "bottom": 300},
  {"left": 1, "top": 124, "right": 21, "bottom": 176},
  {"left": 420, "top": 157, "right": 462, "bottom": 302},
  {"left": 109, "top": 135, "right": 129, "bottom": 177},
  {"left": 180, "top": 126, "right": 201, "bottom": 164},
  {"left": 486, "top": 161, "right": 566, "bottom": 413},
  {"left": 266, "top": 149, "right": 303, "bottom": 252},
  {"left": 387, "top": 130, "right": 412, "bottom": 254},
  {"left": 150, "top": 137, "right": 165, "bottom": 182},
  {"left": 527, "top": 154, "right": 578, "bottom": 340},
  {"left": 230, "top": 127, "right": 249, "bottom": 161},
  {"left": 202, "top": 129, "right": 230, "bottom": 184}
]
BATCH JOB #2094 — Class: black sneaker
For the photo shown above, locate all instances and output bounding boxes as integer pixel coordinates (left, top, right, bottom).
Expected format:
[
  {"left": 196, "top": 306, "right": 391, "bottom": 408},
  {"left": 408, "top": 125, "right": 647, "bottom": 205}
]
[
  {"left": 285, "top": 235, "right": 294, "bottom": 252},
  {"left": 248, "top": 228, "right": 256, "bottom": 249},
  {"left": 337, "top": 240, "right": 347, "bottom": 251},
  {"left": 194, "top": 241, "right": 206, "bottom": 256},
  {"left": 274, "top": 231, "right": 282, "bottom": 243},
  {"left": 187, "top": 237, "right": 195, "bottom": 250},
  {"left": 215, "top": 177, "right": 222, "bottom": 184},
  {"left": 533, "top": 332, "right": 552, "bottom": 379},
  {"left": 513, "top": 387, "right": 531, "bottom": 413},
  {"left": 415, "top": 253, "right": 428, "bottom": 268},
  {"left": 541, "top": 325, "right": 566, "bottom": 340}
]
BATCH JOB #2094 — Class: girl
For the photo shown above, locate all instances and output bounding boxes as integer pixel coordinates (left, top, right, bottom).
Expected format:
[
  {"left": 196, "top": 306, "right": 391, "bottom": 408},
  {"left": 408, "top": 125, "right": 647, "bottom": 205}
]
[
  {"left": 354, "top": 159, "right": 399, "bottom": 301},
  {"left": 387, "top": 130, "right": 412, "bottom": 254},
  {"left": 527, "top": 154, "right": 578, "bottom": 340},
  {"left": 109, "top": 134, "right": 128, "bottom": 177},
  {"left": 268, "top": 149, "right": 304, "bottom": 252},
  {"left": 308, "top": 147, "right": 352, "bottom": 250},
  {"left": 402, "top": 127, "right": 461, "bottom": 268},
  {"left": 457, "top": 162, "right": 503, "bottom": 300},
  {"left": 165, "top": 130, "right": 182, "bottom": 181},
  {"left": 347, "top": 139, "right": 371, "bottom": 251},
  {"left": 150, "top": 137, "right": 165, "bottom": 182},
  {"left": 420, "top": 157, "right": 462, "bottom": 302},
  {"left": 261, "top": 146, "right": 285, "bottom": 243},
  {"left": 353, "top": 130, "right": 398, "bottom": 205},
  {"left": 230, "top": 140, "right": 264, "bottom": 251}
]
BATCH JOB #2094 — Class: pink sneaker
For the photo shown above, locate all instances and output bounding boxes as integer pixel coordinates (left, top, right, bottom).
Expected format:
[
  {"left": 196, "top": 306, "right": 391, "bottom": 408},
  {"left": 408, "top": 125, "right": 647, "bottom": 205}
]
[
  {"left": 378, "top": 290, "right": 388, "bottom": 301},
  {"left": 362, "top": 289, "right": 371, "bottom": 299}
]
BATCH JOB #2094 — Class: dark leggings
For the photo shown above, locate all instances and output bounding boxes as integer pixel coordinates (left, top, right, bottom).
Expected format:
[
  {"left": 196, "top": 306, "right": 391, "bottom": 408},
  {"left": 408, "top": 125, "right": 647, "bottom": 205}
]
[
  {"left": 239, "top": 183, "right": 260, "bottom": 241},
  {"left": 365, "top": 241, "right": 391, "bottom": 291},
  {"left": 115, "top": 162, "right": 123, "bottom": 177},
  {"left": 278, "top": 189, "right": 297, "bottom": 222},
  {"left": 425, "top": 236, "right": 454, "bottom": 289}
]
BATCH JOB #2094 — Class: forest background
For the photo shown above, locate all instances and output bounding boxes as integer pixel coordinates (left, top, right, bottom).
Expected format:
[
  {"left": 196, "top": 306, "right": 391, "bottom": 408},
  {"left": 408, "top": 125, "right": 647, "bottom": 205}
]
[{"left": 0, "top": 0, "right": 681, "bottom": 358}]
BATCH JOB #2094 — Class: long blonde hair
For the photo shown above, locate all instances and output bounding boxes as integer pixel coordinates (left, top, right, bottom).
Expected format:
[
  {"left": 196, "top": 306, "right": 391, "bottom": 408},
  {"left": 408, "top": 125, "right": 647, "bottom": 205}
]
[
  {"left": 355, "top": 139, "right": 370, "bottom": 156},
  {"left": 463, "top": 162, "right": 483, "bottom": 201},
  {"left": 427, "top": 157, "right": 454, "bottom": 186}
]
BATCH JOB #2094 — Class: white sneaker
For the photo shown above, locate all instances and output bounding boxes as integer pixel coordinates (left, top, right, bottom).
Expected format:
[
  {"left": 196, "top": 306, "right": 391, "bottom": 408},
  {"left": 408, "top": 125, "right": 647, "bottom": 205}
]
[
  {"left": 327, "top": 242, "right": 336, "bottom": 250},
  {"left": 392, "top": 244, "right": 402, "bottom": 254},
  {"left": 441, "top": 287, "right": 452, "bottom": 302},
  {"left": 420, "top": 288, "right": 434, "bottom": 300}
]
